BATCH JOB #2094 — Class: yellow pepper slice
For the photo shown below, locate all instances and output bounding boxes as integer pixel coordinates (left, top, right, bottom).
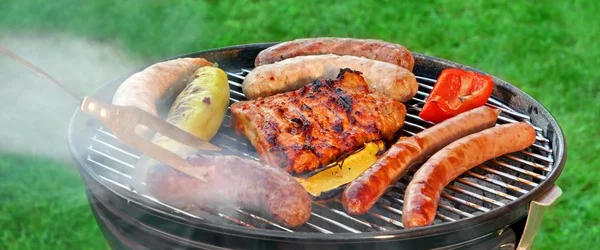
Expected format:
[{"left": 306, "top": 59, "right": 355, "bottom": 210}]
[{"left": 296, "top": 141, "right": 385, "bottom": 197}]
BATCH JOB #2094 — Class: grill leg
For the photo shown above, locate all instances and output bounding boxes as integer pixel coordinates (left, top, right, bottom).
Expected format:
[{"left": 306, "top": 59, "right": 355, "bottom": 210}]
[{"left": 510, "top": 215, "right": 528, "bottom": 245}]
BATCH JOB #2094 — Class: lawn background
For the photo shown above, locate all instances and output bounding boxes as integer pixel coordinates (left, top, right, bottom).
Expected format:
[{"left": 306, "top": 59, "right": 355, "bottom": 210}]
[{"left": 1, "top": 0, "right": 599, "bottom": 249}]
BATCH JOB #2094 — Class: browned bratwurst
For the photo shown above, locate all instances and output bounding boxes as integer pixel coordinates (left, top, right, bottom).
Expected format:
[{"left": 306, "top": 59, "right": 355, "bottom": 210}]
[
  {"left": 402, "top": 122, "right": 536, "bottom": 228},
  {"left": 244, "top": 54, "right": 418, "bottom": 102},
  {"left": 145, "top": 154, "right": 312, "bottom": 228},
  {"left": 255, "top": 37, "right": 415, "bottom": 71},
  {"left": 342, "top": 106, "right": 500, "bottom": 215}
]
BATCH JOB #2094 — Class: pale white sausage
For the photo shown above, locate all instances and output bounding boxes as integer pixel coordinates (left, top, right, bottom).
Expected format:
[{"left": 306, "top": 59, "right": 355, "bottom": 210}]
[
  {"left": 243, "top": 54, "right": 418, "bottom": 102},
  {"left": 112, "top": 57, "right": 212, "bottom": 117}
]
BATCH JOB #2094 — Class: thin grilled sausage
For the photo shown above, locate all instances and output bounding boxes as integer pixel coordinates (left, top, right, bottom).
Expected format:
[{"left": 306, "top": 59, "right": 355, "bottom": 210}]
[
  {"left": 402, "top": 122, "right": 536, "bottom": 228},
  {"left": 342, "top": 106, "right": 500, "bottom": 215},
  {"left": 145, "top": 154, "right": 312, "bottom": 228},
  {"left": 243, "top": 54, "right": 418, "bottom": 102},
  {"left": 255, "top": 37, "right": 415, "bottom": 71}
]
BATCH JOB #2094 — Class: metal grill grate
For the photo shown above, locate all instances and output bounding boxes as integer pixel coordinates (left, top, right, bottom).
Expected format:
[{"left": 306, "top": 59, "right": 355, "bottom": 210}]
[{"left": 85, "top": 69, "right": 554, "bottom": 233}]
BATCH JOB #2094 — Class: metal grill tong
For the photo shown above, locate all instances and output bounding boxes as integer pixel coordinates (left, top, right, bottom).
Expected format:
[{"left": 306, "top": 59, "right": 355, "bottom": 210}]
[{"left": 0, "top": 45, "right": 219, "bottom": 183}]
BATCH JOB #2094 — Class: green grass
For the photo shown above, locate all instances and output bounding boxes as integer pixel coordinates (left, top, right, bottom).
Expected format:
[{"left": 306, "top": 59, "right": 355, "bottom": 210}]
[
  {"left": 0, "top": 154, "right": 107, "bottom": 250},
  {"left": 1, "top": 0, "right": 599, "bottom": 249}
]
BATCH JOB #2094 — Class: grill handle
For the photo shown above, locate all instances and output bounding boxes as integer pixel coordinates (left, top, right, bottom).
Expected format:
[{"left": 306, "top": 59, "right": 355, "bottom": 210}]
[{"left": 516, "top": 184, "right": 562, "bottom": 250}]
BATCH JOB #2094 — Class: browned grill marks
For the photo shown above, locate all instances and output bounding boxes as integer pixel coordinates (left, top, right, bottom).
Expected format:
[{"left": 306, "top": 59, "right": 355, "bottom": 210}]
[{"left": 230, "top": 69, "right": 407, "bottom": 174}]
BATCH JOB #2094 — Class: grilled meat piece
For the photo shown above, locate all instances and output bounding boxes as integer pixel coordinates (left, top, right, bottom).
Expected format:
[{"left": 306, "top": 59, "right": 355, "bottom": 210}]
[
  {"left": 230, "top": 69, "right": 407, "bottom": 174},
  {"left": 145, "top": 154, "right": 312, "bottom": 228},
  {"left": 342, "top": 106, "right": 500, "bottom": 215},
  {"left": 254, "top": 37, "right": 415, "bottom": 71}
]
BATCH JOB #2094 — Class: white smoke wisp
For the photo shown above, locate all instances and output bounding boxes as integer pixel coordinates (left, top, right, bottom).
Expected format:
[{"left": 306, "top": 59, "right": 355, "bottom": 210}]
[{"left": 0, "top": 32, "right": 142, "bottom": 163}]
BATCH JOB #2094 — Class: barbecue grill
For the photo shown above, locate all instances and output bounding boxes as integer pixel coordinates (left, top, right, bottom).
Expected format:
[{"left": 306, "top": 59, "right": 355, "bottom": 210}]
[{"left": 68, "top": 43, "right": 566, "bottom": 250}]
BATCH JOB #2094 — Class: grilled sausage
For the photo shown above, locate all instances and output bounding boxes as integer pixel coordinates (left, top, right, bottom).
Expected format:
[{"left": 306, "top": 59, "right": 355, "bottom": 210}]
[
  {"left": 112, "top": 57, "right": 213, "bottom": 117},
  {"left": 112, "top": 57, "right": 213, "bottom": 137},
  {"left": 342, "top": 106, "right": 500, "bottom": 215},
  {"left": 145, "top": 154, "right": 312, "bottom": 228},
  {"left": 402, "top": 122, "right": 536, "bottom": 228},
  {"left": 255, "top": 37, "right": 415, "bottom": 71},
  {"left": 243, "top": 54, "right": 418, "bottom": 102}
]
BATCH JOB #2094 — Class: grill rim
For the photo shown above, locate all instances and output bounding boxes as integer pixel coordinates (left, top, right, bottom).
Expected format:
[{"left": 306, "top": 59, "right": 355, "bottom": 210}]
[{"left": 68, "top": 42, "right": 567, "bottom": 242}]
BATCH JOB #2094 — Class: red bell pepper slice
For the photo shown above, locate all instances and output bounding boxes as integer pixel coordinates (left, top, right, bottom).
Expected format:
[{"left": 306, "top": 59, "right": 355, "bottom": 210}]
[{"left": 419, "top": 68, "right": 494, "bottom": 123}]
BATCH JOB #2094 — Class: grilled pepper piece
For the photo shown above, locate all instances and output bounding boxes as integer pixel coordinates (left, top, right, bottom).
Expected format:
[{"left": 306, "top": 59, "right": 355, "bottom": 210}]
[
  {"left": 419, "top": 68, "right": 494, "bottom": 123},
  {"left": 296, "top": 141, "right": 385, "bottom": 199},
  {"left": 153, "top": 66, "right": 230, "bottom": 154},
  {"left": 133, "top": 66, "right": 229, "bottom": 193}
]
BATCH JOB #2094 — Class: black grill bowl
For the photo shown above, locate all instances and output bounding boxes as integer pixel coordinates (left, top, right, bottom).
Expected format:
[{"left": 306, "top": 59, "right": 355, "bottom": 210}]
[{"left": 68, "top": 43, "right": 566, "bottom": 250}]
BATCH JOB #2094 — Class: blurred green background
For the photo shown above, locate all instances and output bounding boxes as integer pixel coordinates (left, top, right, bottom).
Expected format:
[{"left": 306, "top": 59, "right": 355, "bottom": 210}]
[{"left": 1, "top": 0, "right": 598, "bottom": 249}]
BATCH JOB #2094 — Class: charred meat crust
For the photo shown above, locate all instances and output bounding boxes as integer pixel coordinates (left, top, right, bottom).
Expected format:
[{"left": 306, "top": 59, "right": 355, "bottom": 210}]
[{"left": 230, "top": 69, "right": 406, "bottom": 175}]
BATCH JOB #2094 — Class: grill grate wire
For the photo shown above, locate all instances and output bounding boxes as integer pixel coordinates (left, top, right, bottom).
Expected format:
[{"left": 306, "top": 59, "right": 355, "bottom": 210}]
[{"left": 84, "top": 69, "right": 554, "bottom": 234}]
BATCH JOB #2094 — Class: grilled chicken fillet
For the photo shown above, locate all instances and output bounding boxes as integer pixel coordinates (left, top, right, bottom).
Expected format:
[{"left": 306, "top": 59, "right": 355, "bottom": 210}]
[{"left": 230, "top": 69, "right": 407, "bottom": 174}]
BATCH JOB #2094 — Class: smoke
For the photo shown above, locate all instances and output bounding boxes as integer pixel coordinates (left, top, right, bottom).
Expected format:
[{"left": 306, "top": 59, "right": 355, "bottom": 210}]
[{"left": 0, "top": 32, "right": 142, "bottom": 163}]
